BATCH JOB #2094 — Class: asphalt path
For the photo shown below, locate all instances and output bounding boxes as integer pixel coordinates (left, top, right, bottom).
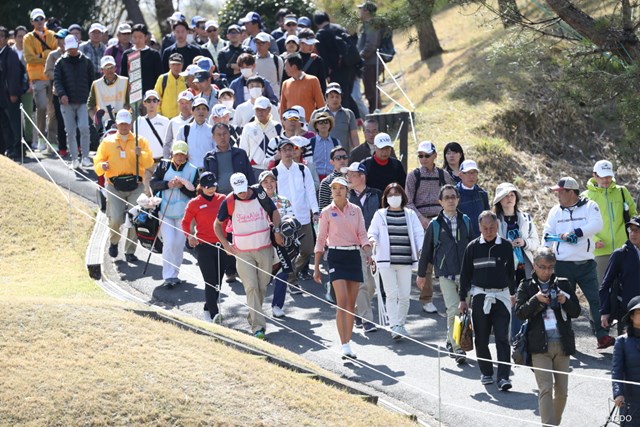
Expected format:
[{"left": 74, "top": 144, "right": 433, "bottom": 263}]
[{"left": 24, "top": 151, "right": 616, "bottom": 426}]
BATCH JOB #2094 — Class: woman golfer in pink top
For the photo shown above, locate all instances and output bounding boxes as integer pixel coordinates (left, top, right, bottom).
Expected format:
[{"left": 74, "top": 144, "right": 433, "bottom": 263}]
[{"left": 314, "top": 176, "right": 372, "bottom": 360}]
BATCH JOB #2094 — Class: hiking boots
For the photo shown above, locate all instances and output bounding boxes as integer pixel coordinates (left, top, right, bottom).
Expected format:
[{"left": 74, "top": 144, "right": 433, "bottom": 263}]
[{"left": 108, "top": 244, "right": 118, "bottom": 258}]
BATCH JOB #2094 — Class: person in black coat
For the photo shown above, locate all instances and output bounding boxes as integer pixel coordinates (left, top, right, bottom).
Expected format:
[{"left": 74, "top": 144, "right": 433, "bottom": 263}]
[
  {"left": 161, "top": 21, "right": 212, "bottom": 73},
  {"left": 612, "top": 295, "right": 640, "bottom": 426},
  {"left": 515, "top": 247, "right": 581, "bottom": 427},
  {"left": 600, "top": 216, "right": 640, "bottom": 334},
  {"left": 0, "top": 26, "right": 23, "bottom": 159},
  {"left": 121, "top": 24, "right": 162, "bottom": 93}
]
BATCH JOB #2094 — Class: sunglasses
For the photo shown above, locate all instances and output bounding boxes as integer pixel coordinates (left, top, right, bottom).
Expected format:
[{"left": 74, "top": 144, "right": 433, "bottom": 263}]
[
  {"left": 145, "top": 98, "right": 159, "bottom": 103},
  {"left": 207, "top": 28, "right": 218, "bottom": 32},
  {"left": 285, "top": 22, "right": 297, "bottom": 27},
  {"left": 333, "top": 155, "right": 349, "bottom": 160},
  {"left": 33, "top": 17, "right": 45, "bottom": 22},
  {"left": 418, "top": 153, "right": 435, "bottom": 158},
  {"left": 316, "top": 120, "right": 330, "bottom": 125},
  {"left": 285, "top": 116, "right": 300, "bottom": 121}
]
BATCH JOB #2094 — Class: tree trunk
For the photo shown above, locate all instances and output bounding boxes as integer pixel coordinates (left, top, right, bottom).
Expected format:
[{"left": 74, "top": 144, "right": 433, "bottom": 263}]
[
  {"left": 408, "top": 0, "right": 443, "bottom": 61},
  {"left": 122, "top": 0, "right": 146, "bottom": 25},
  {"left": 498, "top": 0, "right": 522, "bottom": 28},
  {"left": 544, "top": 0, "right": 640, "bottom": 63},
  {"left": 155, "top": 0, "right": 175, "bottom": 36}
]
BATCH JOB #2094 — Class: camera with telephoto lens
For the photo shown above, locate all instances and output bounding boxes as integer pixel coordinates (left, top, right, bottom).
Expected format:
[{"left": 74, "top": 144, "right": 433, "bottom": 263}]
[{"left": 539, "top": 282, "right": 560, "bottom": 310}]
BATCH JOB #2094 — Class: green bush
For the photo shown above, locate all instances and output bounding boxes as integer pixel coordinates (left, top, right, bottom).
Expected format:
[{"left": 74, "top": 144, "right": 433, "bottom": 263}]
[{"left": 218, "top": 0, "right": 316, "bottom": 35}]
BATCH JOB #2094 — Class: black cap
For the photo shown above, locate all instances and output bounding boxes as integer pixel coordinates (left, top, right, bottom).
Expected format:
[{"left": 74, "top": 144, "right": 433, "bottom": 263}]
[
  {"left": 278, "top": 138, "right": 294, "bottom": 149},
  {"left": 200, "top": 172, "right": 218, "bottom": 188},
  {"left": 627, "top": 215, "right": 640, "bottom": 228},
  {"left": 169, "top": 53, "right": 184, "bottom": 64}
]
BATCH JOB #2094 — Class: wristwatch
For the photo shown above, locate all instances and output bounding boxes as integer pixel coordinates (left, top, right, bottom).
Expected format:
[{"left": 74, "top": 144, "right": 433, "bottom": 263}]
[{"left": 274, "top": 227, "right": 281, "bottom": 233}]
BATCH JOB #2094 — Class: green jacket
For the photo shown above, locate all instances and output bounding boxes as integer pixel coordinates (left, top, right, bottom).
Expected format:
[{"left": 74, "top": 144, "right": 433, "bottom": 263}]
[{"left": 582, "top": 178, "right": 637, "bottom": 256}]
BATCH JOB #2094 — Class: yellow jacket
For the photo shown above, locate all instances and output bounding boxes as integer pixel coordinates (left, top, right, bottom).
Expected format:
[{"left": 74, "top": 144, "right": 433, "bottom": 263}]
[
  {"left": 93, "top": 132, "right": 154, "bottom": 180},
  {"left": 154, "top": 72, "right": 187, "bottom": 119},
  {"left": 23, "top": 29, "right": 57, "bottom": 81}
]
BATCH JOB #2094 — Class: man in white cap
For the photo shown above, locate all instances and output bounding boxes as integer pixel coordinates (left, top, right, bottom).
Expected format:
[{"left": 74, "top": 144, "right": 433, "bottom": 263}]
[
  {"left": 154, "top": 52, "right": 187, "bottom": 119},
  {"left": 543, "top": 176, "right": 610, "bottom": 349},
  {"left": 455, "top": 159, "right": 489, "bottom": 236},
  {"left": 254, "top": 32, "right": 284, "bottom": 96},
  {"left": 360, "top": 132, "right": 406, "bottom": 193},
  {"left": 239, "top": 96, "right": 282, "bottom": 180},
  {"left": 24, "top": 8, "right": 57, "bottom": 151},
  {"left": 135, "top": 90, "right": 170, "bottom": 195},
  {"left": 54, "top": 34, "right": 95, "bottom": 168},
  {"left": 297, "top": 29, "right": 327, "bottom": 93},
  {"left": 163, "top": 90, "right": 194, "bottom": 158},
  {"left": 582, "top": 160, "right": 637, "bottom": 282},
  {"left": 214, "top": 172, "right": 284, "bottom": 339},
  {"left": 93, "top": 109, "right": 154, "bottom": 262},
  {"left": 202, "top": 20, "right": 227, "bottom": 69},
  {"left": 208, "top": 104, "right": 240, "bottom": 146},
  {"left": 88, "top": 55, "right": 130, "bottom": 131},
  {"left": 104, "top": 23, "right": 132, "bottom": 75},
  {"left": 240, "top": 11, "right": 279, "bottom": 55},
  {"left": 276, "top": 15, "right": 298, "bottom": 53},
  {"left": 176, "top": 97, "right": 213, "bottom": 169},
  {"left": 405, "top": 141, "right": 454, "bottom": 314},
  {"left": 79, "top": 23, "right": 106, "bottom": 76},
  {"left": 310, "top": 83, "right": 360, "bottom": 155}
]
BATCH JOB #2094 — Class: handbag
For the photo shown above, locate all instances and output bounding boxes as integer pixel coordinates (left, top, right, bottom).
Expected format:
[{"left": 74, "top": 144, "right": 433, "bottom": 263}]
[
  {"left": 459, "top": 311, "right": 474, "bottom": 352},
  {"left": 512, "top": 320, "right": 532, "bottom": 366},
  {"left": 453, "top": 315, "right": 463, "bottom": 346},
  {"left": 111, "top": 175, "right": 139, "bottom": 192}
]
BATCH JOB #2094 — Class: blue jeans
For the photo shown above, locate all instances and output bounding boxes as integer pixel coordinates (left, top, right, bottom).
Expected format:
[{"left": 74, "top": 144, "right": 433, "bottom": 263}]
[{"left": 60, "top": 102, "right": 90, "bottom": 159}]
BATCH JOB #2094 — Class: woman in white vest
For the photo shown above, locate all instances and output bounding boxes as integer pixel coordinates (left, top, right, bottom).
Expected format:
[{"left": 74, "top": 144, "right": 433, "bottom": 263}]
[
  {"left": 368, "top": 183, "right": 425, "bottom": 340},
  {"left": 150, "top": 140, "right": 199, "bottom": 287}
]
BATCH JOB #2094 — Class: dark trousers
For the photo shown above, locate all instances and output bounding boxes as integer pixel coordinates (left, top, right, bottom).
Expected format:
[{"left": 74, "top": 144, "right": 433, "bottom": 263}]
[
  {"left": 472, "top": 293, "right": 511, "bottom": 380},
  {"left": 0, "top": 100, "right": 21, "bottom": 157},
  {"left": 362, "top": 62, "right": 381, "bottom": 113},
  {"left": 52, "top": 95, "right": 67, "bottom": 151},
  {"left": 272, "top": 271, "right": 288, "bottom": 309},
  {"left": 196, "top": 243, "right": 229, "bottom": 317},
  {"left": 225, "top": 232, "right": 237, "bottom": 276},
  {"left": 331, "top": 69, "right": 355, "bottom": 110}
]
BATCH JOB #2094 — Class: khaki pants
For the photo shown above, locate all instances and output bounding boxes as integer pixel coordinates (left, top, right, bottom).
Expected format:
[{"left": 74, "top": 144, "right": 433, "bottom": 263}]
[
  {"left": 532, "top": 341, "right": 570, "bottom": 426},
  {"left": 356, "top": 248, "right": 376, "bottom": 322},
  {"left": 236, "top": 247, "right": 273, "bottom": 333},
  {"left": 106, "top": 183, "right": 144, "bottom": 254},
  {"left": 595, "top": 254, "right": 611, "bottom": 286},
  {"left": 440, "top": 277, "right": 462, "bottom": 350}
]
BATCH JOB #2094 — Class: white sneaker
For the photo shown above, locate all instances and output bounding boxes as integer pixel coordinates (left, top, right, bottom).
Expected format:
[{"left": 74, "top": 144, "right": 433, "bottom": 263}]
[
  {"left": 71, "top": 159, "right": 80, "bottom": 169},
  {"left": 272, "top": 306, "right": 285, "bottom": 318},
  {"left": 341, "top": 342, "right": 357, "bottom": 360},
  {"left": 81, "top": 157, "right": 93, "bottom": 168},
  {"left": 203, "top": 311, "right": 213, "bottom": 322},
  {"left": 423, "top": 302, "right": 438, "bottom": 313}
]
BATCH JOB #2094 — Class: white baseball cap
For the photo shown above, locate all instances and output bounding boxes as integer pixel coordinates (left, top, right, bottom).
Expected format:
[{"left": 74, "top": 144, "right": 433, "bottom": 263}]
[
  {"left": 230, "top": 172, "right": 249, "bottom": 194},
  {"left": 89, "top": 23, "right": 105, "bottom": 33},
  {"left": 204, "top": 20, "right": 218, "bottom": 30},
  {"left": 459, "top": 160, "right": 479, "bottom": 173},
  {"left": 417, "top": 141, "right": 436, "bottom": 154},
  {"left": 192, "top": 97, "right": 210, "bottom": 110},
  {"left": 374, "top": 132, "right": 393, "bottom": 148},
  {"left": 30, "top": 8, "right": 46, "bottom": 21},
  {"left": 180, "top": 64, "right": 201, "bottom": 77},
  {"left": 178, "top": 90, "right": 194, "bottom": 102},
  {"left": 211, "top": 104, "right": 230, "bottom": 118},
  {"left": 593, "top": 160, "right": 614, "bottom": 178},
  {"left": 100, "top": 55, "right": 116, "bottom": 69},
  {"left": 144, "top": 90, "right": 160, "bottom": 101},
  {"left": 285, "top": 34, "right": 300, "bottom": 45},
  {"left": 255, "top": 32, "right": 270, "bottom": 43},
  {"left": 64, "top": 34, "right": 79, "bottom": 50},
  {"left": 115, "top": 109, "right": 132, "bottom": 125},
  {"left": 253, "top": 96, "right": 271, "bottom": 110},
  {"left": 300, "top": 37, "right": 319, "bottom": 45}
]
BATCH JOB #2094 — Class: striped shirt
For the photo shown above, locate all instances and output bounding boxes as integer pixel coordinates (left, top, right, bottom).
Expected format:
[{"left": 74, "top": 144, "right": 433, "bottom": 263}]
[{"left": 387, "top": 210, "right": 413, "bottom": 265}]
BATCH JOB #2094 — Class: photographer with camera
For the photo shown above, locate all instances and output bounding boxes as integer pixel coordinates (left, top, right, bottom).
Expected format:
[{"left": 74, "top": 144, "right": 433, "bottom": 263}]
[{"left": 516, "top": 247, "right": 581, "bottom": 427}]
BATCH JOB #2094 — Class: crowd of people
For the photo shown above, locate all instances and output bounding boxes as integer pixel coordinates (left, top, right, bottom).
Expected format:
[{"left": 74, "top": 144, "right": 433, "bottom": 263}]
[{"left": 2, "top": 5, "right": 640, "bottom": 426}]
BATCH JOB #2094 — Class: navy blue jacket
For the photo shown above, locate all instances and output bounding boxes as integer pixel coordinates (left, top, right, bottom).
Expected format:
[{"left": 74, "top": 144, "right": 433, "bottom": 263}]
[
  {"left": 202, "top": 147, "right": 256, "bottom": 187},
  {"left": 53, "top": 52, "right": 95, "bottom": 104},
  {"left": 600, "top": 241, "right": 640, "bottom": 318},
  {"left": 456, "top": 182, "right": 489, "bottom": 236},
  {"left": 613, "top": 331, "right": 640, "bottom": 401}
]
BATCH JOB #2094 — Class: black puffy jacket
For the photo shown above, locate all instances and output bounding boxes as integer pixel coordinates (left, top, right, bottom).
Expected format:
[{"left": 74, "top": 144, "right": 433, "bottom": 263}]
[
  {"left": 53, "top": 52, "right": 94, "bottom": 104},
  {"left": 515, "top": 274, "right": 581, "bottom": 355}
]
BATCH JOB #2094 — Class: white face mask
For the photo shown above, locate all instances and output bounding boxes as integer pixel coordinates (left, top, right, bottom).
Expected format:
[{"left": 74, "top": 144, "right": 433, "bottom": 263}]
[
  {"left": 221, "top": 100, "right": 234, "bottom": 110},
  {"left": 240, "top": 68, "right": 253, "bottom": 78},
  {"left": 186, "top": 34, "right": 194, "bottom": 44},
  {"left": 249, "top": 87, "right": 262, "bottom": 99},
  {"left": 387, "top": 195, "right": 402, "bottom": 209}
]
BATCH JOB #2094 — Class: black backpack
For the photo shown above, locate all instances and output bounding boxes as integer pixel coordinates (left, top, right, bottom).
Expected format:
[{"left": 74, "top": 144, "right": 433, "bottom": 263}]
[
  {"left": 335, "top": 30, "right": 361, "bottom": 68},
  {"left": 378, "top": 24, "right": 396, "bottom": 63}
]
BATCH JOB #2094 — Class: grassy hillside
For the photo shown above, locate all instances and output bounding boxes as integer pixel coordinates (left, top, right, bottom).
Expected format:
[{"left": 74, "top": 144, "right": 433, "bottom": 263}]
[
  {"left": 0, "top": 156, "right": 414, "bottom": 426},
  {"left": 381, "top": 2, "right": 639, "bottom": 225}
]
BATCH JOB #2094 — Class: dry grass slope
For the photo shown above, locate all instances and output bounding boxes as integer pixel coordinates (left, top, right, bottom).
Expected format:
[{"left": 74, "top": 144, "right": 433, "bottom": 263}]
[{"left": 0, "top": 157, "right": 415, "bottom": 426}]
